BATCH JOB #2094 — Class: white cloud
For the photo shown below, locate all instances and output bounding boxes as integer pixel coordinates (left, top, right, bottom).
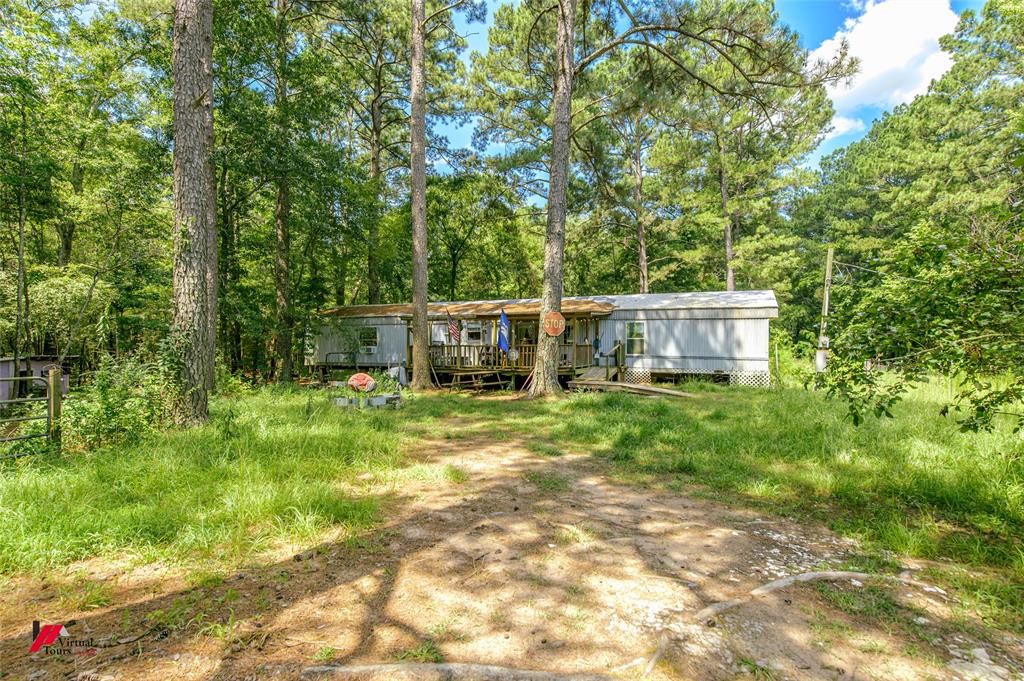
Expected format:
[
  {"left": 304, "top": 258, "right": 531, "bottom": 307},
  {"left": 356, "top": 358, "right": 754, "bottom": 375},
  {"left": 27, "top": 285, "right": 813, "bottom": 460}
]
[
  {"left": 810, "top": 0, "right": 960, "bottom": 115},
  {"left": 823, "top": 115, "right": 867, "bottom": 142}
]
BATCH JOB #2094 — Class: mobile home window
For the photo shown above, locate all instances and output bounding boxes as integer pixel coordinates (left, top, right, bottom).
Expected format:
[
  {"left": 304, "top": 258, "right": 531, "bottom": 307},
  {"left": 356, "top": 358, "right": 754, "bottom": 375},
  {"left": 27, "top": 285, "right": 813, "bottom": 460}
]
[
  {"left": 626, "top": 322, "right": 645, "bottom": 355},
  {"left": 358, "top": 327, "right": 378, "bottom": 353}
]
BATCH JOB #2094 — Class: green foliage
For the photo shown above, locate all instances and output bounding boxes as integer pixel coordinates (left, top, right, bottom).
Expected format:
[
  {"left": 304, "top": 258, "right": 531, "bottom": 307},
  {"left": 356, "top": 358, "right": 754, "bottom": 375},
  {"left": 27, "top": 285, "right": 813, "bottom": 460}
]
[
  {"left": 0, "top": 389, "right": 401, "bottom": 572},
  {"left": 395, "top": 639, "right": 444, "bottom": 663},
  {"left": 61, "top": 355, "right": 174, "bottom": 451},
  {"left": 796, "top": 1, "right": 1024, "bottom": 430}
]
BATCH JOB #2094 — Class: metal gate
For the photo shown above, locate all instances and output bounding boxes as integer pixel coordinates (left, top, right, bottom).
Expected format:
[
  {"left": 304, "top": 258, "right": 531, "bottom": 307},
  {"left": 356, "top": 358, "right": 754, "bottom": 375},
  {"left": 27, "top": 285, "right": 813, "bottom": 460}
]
[{"left": 0, "top": 368, "right": 62, "bottom": 458}]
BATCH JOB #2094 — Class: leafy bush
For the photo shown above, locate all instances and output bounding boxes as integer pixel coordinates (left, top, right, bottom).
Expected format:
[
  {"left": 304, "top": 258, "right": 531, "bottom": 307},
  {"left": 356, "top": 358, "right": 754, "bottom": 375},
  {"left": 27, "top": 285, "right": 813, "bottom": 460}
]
[{"left": 61, "top": 355, "right": 174, "bottom": 451}]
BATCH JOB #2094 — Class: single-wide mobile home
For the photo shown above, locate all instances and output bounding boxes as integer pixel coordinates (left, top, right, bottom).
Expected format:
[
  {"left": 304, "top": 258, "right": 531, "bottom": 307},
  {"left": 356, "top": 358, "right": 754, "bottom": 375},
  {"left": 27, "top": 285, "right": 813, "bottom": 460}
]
[{"left": 306, "top": 290, "right": 778, "bottom": 387}]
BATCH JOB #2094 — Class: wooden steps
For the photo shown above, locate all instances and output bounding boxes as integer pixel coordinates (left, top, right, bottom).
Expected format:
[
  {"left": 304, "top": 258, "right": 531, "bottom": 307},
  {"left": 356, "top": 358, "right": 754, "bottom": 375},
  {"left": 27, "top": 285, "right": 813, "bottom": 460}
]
[
  {"left": 575, "top": 366, "right": 606, "bottom": 381},
  {"left": 567, "top": 379, "right": 696, "bottom": 399}
]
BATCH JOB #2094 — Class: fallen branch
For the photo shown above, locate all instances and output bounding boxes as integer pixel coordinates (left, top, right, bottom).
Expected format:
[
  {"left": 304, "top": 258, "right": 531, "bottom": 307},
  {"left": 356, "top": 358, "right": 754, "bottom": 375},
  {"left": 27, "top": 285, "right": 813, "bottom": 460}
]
[
  {"left": 691, "top": 570, "right": 945, "bottom": 624},
  {"left": 302, "top": 664, "right": 615, "bottom": 680}
]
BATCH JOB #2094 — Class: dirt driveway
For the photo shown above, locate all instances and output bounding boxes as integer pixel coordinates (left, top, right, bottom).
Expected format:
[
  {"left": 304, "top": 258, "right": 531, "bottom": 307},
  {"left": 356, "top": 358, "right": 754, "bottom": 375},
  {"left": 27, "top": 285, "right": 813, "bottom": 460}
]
[{"left": 1, "top": 417, "right": 1021, "bottom": 680}]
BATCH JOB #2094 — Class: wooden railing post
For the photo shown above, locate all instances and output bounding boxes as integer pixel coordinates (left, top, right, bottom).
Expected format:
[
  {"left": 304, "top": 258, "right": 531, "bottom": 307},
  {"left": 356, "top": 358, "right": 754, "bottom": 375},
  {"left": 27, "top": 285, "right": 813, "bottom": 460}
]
[{"left": 47, "top": 368, "right": 61, "bottom": 451}]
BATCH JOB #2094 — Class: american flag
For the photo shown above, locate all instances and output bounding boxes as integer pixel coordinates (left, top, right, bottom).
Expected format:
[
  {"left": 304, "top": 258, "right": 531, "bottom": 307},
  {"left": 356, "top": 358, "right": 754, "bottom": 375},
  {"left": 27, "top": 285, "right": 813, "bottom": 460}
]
[{"left": 447, "top": 309, "right": 460, "bottom": 344}]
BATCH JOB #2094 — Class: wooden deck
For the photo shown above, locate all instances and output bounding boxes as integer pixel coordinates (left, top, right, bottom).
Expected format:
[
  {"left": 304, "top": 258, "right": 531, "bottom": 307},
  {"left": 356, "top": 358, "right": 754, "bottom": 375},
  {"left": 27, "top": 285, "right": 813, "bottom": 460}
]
[{"left": 414, "top": 343, "right": 596, "bottom": 375}]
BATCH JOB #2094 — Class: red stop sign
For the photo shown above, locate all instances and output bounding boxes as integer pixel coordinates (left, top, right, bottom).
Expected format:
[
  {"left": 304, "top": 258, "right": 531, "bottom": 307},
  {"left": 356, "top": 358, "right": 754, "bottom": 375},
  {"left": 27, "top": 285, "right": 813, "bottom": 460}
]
[{"left": 543, "top": 311, "right": 566, "bottom": 336}]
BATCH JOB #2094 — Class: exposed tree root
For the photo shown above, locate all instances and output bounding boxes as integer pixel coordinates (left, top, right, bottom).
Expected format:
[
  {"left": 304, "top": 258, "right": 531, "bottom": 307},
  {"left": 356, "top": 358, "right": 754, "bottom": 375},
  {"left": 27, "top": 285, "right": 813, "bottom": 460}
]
[
  {"left": 643, "top": 633, "right": 669, "bottom": 676},
  {"left": 302, "top": 663, "right": 615, "bottom": 680},
  {"left": 691, "top": 570, "right": 944, "bottom": 624}
]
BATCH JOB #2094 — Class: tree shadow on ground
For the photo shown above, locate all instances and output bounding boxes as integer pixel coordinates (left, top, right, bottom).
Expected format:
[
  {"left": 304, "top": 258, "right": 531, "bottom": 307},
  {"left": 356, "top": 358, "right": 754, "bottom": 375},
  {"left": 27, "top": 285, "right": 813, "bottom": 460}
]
[{"left": 0, "top": 392, "right": 1019, "bottom": 680}]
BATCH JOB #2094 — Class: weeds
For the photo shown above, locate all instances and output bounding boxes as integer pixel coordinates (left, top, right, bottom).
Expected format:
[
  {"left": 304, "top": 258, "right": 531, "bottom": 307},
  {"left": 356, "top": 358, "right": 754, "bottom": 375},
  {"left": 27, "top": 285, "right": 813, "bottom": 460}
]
[
  {"left": 56, "top": 574, "right": 113, "bottom": 611},
  {"left": 395, "top": 639, "right": 443, "bottom": 663},
  {"left": 523, "top": 470, "right": 569, "bottom": 492},
  {"left": 0, "top": 391, "right": 400, "bottom": 572},
  {"left": 738, "top": 657, "right": 780, "bottom": 680}
]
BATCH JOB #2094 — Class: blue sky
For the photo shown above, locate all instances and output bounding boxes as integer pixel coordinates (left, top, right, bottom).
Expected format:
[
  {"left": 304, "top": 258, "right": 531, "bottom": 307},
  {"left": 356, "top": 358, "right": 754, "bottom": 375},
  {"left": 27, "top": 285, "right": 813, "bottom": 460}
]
[{"left": 440, "top": 0, "right": 986, "bottom": 168}]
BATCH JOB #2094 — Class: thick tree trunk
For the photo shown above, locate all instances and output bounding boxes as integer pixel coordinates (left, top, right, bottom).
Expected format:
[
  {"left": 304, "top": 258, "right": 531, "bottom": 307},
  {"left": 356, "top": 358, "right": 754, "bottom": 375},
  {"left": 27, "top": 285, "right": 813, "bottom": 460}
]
[
  {"left": 333, "top": 242, "right": 347, "bottom": 307},
  {"left": 216, "top": 165, "right": 235, "bottom": 373},
  {"left": 273, "top": 3, "right": 293, "bottom": 382},
  {"left": 409, "top": 0, "right": 431, "bottom": 390},
  {"left": 632, "top": 143, "right": 649, "bottom": 294},
  {"left": 13, "top": 99, "right": 28, "bottom": 395},
  {"left": 530, "top": 0, "right": 576, "bottom": 396},
  {"left": 274, "top": 177, "right": 293, "bottom": 382},
  {"left": 717, "top": 138, "right": 735, "bottom": 291},
  {"left": 367, "top": 97, "right": 382, "bottom": 305},
  {"left": 170, "top": 0, "right": 216, "bottom": 424}
]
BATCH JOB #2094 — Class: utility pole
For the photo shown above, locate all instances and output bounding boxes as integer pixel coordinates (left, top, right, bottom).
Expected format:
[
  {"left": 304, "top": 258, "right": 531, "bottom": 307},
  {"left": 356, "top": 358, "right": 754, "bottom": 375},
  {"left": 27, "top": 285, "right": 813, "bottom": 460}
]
[{"left": 816, "top": 246, "right": 834, "bottom": 373}]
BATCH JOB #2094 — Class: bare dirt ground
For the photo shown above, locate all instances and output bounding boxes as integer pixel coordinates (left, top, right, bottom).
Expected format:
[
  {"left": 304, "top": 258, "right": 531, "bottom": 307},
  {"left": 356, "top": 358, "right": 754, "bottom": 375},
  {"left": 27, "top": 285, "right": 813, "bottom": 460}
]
[{"left": 1, "top": 417, "right": 1022, "bottom": 680}]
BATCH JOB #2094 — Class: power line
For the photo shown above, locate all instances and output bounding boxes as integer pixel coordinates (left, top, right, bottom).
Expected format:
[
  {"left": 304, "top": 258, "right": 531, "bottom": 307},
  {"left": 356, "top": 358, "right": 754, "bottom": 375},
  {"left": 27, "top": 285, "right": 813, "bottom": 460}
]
[{"left": 833, "top": 260, "right": 929, "bottom": 284}]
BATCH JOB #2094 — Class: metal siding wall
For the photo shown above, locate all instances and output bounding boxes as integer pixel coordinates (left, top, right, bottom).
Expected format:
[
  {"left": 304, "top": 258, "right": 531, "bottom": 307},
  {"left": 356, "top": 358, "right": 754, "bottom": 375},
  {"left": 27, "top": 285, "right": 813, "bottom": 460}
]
[
  {"left": 311, "top": 318, "right": 408, "bottom": 366},
  {"left": 598, "top": 313, "right": 769, "bottom": 373}
]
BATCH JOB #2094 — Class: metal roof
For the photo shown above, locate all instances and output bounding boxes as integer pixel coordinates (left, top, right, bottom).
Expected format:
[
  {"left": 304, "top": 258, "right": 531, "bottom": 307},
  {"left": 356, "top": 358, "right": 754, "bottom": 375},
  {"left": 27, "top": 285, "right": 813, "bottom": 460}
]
[
  {"left": 323, "top": 298, "right": 614, "bottom": 319},
  {"left": 598, "top": 290, "right": 778, "bottom": 311},
  {"left": 323, "top": 290, "right": 777, "bottom": 319}
]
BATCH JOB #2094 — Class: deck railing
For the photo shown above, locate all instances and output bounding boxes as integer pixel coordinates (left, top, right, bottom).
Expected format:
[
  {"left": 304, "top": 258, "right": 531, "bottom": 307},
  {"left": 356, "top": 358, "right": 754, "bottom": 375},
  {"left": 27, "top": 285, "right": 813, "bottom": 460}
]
[{"left": 423, "top": 343, "right": 593, "bottom": 371}]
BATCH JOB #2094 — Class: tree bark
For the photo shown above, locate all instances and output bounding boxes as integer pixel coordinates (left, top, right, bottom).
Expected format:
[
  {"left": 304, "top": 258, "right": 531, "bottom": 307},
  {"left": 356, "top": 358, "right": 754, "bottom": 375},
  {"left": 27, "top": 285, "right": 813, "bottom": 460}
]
[
  {"left": 272, "top": 0, "right": 294, "bottom": 382},
  {"left": 632, "top": 135, "right": 649, "bottom": 294},
  {"left": 57, "top": 158, "right": 83, "bottom": 267},
  {"left": 171, "top": 0, "right": 216, "bottom": 424},
  {"left": 274, "top": 177, "right": 293, "bottom": 381},
  {"left": 13, "top": 97, "right": 28, "bottom": 395},
  {"left": 530, "top": 0, "right": 576, "bottom": 396},
  {"left": 717, "top": 136, "right": 735, "bottom": 291},
  {"left": 409, "top": 0, "right": 431, "bottom": 390},
  {"left": 216, "top": 162, "right": 231, "bottom": 364},
  {"left": 367, "top": 90, "right": 382, "bottom": 305}
]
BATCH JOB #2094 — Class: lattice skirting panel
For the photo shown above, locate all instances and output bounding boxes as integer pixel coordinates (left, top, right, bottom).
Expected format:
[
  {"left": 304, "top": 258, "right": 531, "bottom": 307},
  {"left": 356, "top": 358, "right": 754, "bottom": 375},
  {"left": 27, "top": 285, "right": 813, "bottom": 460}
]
[
  {"left": 624, "top": 367, "right": 652, "bottom": 384},
  {"left": 728, "top": 371, "right": 771, "bottom": 388}
]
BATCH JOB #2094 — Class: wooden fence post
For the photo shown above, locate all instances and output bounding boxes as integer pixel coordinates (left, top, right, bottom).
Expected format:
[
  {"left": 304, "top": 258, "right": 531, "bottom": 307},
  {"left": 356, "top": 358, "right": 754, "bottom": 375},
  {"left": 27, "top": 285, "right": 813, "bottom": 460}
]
[{"left": 47, "top": 368, "right": 61, "bottom": 451}]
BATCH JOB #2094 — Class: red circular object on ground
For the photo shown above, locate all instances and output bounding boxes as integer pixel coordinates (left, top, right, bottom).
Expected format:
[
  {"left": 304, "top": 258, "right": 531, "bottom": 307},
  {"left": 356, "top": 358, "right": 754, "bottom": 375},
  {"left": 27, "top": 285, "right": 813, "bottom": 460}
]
[{"left": 347, "top": 373, "right": 377, "bottom": 392}]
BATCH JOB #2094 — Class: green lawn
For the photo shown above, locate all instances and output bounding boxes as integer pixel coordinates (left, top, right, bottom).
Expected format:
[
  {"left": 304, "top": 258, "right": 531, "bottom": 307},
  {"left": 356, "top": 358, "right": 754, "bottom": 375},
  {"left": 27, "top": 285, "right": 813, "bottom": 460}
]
[
  {"left": 1, "top": 381, "right": 1020, "bottom": 629},
  {"left": 0, "top": 390, "right": 404, "bottom": 571}
]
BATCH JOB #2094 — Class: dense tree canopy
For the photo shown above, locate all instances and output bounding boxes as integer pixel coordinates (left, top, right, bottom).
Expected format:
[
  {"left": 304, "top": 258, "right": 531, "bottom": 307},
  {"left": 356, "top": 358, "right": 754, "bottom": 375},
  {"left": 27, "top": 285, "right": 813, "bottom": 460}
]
[{"left": 0, "top": 0, "right": 1018, "bottom": 419}]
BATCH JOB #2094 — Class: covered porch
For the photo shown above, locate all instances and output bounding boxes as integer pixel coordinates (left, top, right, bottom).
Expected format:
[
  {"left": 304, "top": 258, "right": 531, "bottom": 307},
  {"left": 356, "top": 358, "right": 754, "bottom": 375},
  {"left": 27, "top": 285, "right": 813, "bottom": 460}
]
[{"left": 411, "top": 298, "right": 613, "bottom": 376}]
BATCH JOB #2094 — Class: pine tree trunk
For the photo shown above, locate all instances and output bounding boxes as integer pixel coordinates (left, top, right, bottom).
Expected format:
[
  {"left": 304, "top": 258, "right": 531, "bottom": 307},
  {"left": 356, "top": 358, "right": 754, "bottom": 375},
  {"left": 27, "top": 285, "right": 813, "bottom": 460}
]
[
  {"left": 367, "top": 96, "right": 382, "bottom": 305},
  {"left": 273, "top": 2, "right": 293, "bottom": 382},
  {"left": 274, "top": 177, "right": 293, "bottom": 382},
  {"left": 409, "top": 0, "right": 431, "bottom": 390},
  {"left": 633, "top": 141, "right": 649, "bottom": 294},
  {"left": 717, "top": 138, "right": 735, "bottom": 291},
  {"left": 13, "top": 99, "right": 28, "bottom": 395},
  {"left": 171, "top": 0, "right": 216, "bottom": 424},
  {"left": 530, "top": 0, "right": 576, "bottom": 396}
]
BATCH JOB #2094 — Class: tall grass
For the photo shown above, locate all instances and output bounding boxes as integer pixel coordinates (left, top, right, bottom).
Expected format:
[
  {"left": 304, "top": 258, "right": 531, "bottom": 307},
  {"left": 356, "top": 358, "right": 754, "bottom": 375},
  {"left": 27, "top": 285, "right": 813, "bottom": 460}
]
[
  {"left": 0, "top": 390, "right": 403, "bottom": 572},
  {"left": 1, "top": 380, "right": 1019, "bottom": 628},
  {"left": 397, "top": 384, "right": 1023, "bottom": 575}
]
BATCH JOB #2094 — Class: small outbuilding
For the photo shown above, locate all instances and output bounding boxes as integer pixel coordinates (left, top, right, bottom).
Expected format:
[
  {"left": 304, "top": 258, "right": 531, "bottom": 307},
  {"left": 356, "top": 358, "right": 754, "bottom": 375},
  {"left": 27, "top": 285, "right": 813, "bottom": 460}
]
[{"left": 307, "top": 290, "right": 778, "bottom": 387}]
